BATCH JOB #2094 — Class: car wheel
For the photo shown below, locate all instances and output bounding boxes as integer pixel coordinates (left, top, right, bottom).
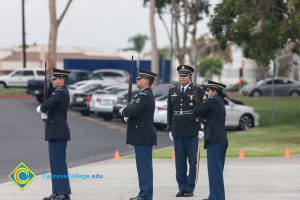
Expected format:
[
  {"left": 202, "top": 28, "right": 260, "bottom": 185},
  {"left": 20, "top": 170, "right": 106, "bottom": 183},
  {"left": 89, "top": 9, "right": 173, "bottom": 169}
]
[
  {"left": 238, "top": 114, "right": 254, "bottom": 130},
  {"left": 251, "top": 90, "right": 261, "bottom": 97},
  {"left": 290, "top": 90, "right": 299, "bottom": 97},
  {"left": 0, "top": 82, "right": 7, "bottom": 88},
  {"left": 103, "top": 114, "right": 113, "bottom": 121},
  {"left": 80, "top": 110, "right": 90, "bottom": 116}
]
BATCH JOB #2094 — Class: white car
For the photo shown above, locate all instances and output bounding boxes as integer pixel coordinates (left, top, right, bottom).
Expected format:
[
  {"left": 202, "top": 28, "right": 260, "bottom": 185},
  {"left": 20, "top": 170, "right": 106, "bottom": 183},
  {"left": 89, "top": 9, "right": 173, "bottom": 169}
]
[
  {"left": 154, "top": 97, "right": 259, "bottom": 131},
  {"left": 0, "top": 68, "right": 45, "bottom": 88},
  {"left": 92, "top": 69, "right": 129, "bottom": 83},
  {"left": 89, "top": 84, "right": 138, "bottom": 121},
  {"left": 68, "top": 80, "right": 113, "bottom": 103}
]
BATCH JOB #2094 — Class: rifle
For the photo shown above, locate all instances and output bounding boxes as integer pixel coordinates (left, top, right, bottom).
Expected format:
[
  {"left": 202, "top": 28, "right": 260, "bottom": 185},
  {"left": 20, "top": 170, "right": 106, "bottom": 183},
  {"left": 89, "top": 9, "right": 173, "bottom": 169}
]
[
  {"left": 193, "top": 85, "right": 206, "bottom": 185},
  {"left": 43, "top": 62, "right": 48, "bottom": 102},
  {"left": 43, "top": 62, "right": 48, "bottom": 128},
  {"left": 126, "top": 56, "right": 134, "bottom": 134}
]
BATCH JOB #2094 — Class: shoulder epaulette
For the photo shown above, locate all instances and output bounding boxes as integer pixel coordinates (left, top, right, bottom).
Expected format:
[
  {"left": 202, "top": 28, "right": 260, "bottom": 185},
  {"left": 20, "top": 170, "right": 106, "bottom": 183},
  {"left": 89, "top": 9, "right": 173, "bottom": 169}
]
[{"left": 140, "top": 92, "right": 147, "bottom": 96}]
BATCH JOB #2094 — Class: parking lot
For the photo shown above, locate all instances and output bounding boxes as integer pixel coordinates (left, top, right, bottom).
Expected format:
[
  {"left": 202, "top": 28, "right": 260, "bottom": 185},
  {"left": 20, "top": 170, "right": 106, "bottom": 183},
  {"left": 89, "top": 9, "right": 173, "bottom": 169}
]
[{"left": 0, "top": 98, "right": 171, "bottom": 183}]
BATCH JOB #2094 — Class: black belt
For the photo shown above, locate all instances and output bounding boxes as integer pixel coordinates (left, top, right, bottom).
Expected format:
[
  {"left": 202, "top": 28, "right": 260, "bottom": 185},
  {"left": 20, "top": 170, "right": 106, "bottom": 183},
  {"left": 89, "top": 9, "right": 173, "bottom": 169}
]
[{"left": 173, "top": 110, "right": 193, "bottom": 116}]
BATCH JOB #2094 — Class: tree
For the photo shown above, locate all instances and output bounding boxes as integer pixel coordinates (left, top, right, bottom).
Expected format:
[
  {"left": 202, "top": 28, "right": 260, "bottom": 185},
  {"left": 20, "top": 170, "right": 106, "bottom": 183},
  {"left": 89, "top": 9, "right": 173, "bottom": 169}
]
[
  {"left": 127, "top": 34, "right": 149, "bottom": 65},
  {"left": 198, "top": 56, "right": 222, "bottom": 81},
  {"left": 209, "top": 0, "right": 300, "bottom": 65},
  {"left": 149, "top": 0, "right": 159, "bottom": 83},
  {"left": 143, "top": 0, "right": 210, "bottom": 65},
  {"left": 48, "top": 0, "right": 73, "bottom": 68}
]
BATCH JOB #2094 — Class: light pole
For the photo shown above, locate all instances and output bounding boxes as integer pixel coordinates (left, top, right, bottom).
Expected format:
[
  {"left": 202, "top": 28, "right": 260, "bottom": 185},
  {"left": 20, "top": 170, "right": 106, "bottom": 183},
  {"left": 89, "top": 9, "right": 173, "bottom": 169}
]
[{"left": 21, "top": 0, "right": 27, "bottom": 69}]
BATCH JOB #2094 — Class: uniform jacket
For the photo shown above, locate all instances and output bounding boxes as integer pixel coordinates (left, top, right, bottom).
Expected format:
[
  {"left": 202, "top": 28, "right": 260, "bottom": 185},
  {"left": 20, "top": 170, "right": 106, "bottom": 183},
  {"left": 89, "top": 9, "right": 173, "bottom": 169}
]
[
  {"left": 167, "top": 83, "right": 205, "bottom": 138},
  {"left": 193, "top": 95, "right": 228, "bottom": 148},
  {"left": 122, "top": 88, "right": 157, "bottom": 145},
  {"left": 41, "top": 86, "right": 70, "bottom": 141}
]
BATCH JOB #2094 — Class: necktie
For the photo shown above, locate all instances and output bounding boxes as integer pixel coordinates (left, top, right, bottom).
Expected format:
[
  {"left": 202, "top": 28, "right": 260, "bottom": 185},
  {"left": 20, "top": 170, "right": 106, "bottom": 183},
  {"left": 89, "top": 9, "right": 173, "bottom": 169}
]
[{"left": 181, "top": 87, "right": 184, "bottom": 95}]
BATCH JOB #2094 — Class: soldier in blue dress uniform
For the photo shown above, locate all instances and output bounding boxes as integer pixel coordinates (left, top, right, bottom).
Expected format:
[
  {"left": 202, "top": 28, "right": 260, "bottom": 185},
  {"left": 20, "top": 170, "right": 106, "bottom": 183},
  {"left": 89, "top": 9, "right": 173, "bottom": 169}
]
[
  {"left": 37, "top": 68, "right": 71, "bottom": 200},
  {"left": 193, "top": 80, "right": 228, "bottom": 200},
  {"left": 167, "top": 65, "right": 205, "bottom": 197},
  {"left": 121, "top": 68, "right": 158, "bottom": 200}
]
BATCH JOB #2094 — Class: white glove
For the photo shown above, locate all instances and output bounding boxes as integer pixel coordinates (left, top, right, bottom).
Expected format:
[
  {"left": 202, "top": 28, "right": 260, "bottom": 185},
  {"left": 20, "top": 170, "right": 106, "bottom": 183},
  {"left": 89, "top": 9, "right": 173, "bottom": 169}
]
[
  {"left": 36, "top": 105, "right": 41, "bottom": 113},
  {"left": 169, "top": 131, "right": 173, "bottom": 141},
  {"left": 41, "top": 112, "right": 48, "bottom": 120},
  {"left": 123, "top": 117, "right": 129, "bottom": 122},
  {"left": 201, "top": 123, "right": 205, "bottom": 129},
  {"left": 198, "top": 130, "right": 204, "bottom": 140}
]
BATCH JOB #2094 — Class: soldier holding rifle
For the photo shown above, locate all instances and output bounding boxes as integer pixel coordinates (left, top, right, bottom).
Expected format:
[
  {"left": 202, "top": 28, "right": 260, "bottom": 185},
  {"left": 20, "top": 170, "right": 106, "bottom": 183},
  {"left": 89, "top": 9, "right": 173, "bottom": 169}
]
[
  {"left": 37, "top": 68, "right": 72, "bottom": 200},
  {"left": 121, "top": 68, "right": 157, "bottom": 200}
]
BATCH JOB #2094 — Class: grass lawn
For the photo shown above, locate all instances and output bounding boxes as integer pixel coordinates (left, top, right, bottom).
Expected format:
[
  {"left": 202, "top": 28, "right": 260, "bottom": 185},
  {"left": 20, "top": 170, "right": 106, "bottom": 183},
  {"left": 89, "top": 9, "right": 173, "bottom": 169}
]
[
  {"left": 151, "top": 96, "right": 300, "bottom": 158},
  {"left": 0, "top": 88, "right": 27, "bottom": 96}
]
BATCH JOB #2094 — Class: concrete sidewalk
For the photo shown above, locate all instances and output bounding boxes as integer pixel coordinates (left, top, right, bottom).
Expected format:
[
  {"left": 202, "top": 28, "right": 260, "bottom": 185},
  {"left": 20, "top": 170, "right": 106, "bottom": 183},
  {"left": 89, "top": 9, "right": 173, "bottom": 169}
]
[{"left": 1, "top": 157, "right": 300, "bottom": 200}]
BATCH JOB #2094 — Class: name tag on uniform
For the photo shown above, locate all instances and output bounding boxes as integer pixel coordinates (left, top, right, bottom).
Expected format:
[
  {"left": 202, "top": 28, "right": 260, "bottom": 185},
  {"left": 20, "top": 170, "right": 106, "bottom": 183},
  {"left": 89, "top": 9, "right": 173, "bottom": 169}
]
[{"left": 171, "top": 93, "right": 177, "bottom": 97}]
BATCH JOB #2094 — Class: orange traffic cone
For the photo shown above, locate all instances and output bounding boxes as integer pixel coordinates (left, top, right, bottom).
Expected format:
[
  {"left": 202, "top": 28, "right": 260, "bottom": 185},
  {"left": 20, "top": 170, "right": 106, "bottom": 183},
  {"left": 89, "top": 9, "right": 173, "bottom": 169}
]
[
  {"left": 239, "top": 149, "right": 245, "bottom": 159},
  {"left": 172, "top": 150, "right": 175, "bottom": 160},
  {"left": 284, "top": 148, "right": 290, "bottom": 158},
  {"left": 114, "top": 150, "right": 120, "bottom": 160}
]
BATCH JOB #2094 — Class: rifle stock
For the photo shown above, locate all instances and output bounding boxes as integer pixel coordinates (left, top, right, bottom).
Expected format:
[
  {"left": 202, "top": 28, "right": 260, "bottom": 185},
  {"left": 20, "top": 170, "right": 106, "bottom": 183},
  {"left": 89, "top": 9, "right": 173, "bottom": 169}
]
[
  {"left": 126, "top": 56, "right": 134, "bottom": 134},
  {"left": 127, "top": 56, "right": 134, "bottom": 106}
]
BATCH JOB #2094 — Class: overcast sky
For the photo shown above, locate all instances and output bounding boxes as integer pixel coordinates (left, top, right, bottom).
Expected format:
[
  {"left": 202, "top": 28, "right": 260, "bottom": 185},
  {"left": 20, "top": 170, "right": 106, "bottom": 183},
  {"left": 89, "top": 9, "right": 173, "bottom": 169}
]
[{"left": 0, "top": 0, "right": 220, "bottom": 51}]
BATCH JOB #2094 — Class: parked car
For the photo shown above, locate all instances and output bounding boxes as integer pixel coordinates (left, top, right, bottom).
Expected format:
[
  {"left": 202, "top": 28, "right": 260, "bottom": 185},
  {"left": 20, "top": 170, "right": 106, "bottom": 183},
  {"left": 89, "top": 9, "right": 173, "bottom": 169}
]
[
  {"left": 0, "top": 68, "right": 45, "bottom": 88},
  {"left": 68, "top": 79, "right": 112, "bottom": 104},
  {"left": 92, "top": 69, "right": 129, "bottom": 83},
  {"left": 70, "top": 84, "right": 127, "bottom": 116},
  {"left": 153, "top": 97, "right": 259, "bottom": 131},
  {"left": 90, "top": 84, "right": 138, "bottom": 121},
  {"left": 70, "top": 89, "right": 109, "bottom": 116},
  {"left": 152, "top": 82, "right": 178, "bottom": 98},
  {"left": 27, "top": 69, "right": 91, "bottom": 103},
  {"left": 239, "top": 77, "right": 300, "bottom": 97}
]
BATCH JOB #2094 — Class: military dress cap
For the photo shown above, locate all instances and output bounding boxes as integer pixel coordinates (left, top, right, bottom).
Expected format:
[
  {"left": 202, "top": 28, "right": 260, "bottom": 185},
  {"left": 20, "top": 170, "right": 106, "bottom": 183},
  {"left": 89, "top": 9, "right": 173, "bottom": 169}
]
[
  {"left": 177, "top": 65, "right": 194, "bottom": 76},
  {"left": 52, "top": 68, "right": 70, "bottom": 78},
  {"left": 207, "top": 80, "right": 227, "bottom": 90},
  {"left": 137, "top": 68, "right": 158, "bottom": 80}
]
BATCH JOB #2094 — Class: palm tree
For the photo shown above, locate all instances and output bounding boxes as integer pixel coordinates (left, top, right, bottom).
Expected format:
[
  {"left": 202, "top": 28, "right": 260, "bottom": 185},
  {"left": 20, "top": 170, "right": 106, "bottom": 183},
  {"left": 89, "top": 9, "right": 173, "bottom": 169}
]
[{"left": 127, "top": 34, "right": 149, "bottom": 66}]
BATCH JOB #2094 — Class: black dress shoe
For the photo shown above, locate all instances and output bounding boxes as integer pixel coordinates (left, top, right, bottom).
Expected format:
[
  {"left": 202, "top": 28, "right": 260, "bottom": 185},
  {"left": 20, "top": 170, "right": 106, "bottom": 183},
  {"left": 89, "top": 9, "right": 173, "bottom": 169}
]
[
  {"left": 129, "top": 197, "right": 143, "bottom": 200},
  {"left": 43, "top": 194, "right": 56, "bottom": 200},
  {"left": 183, "top": 192, "right": 194, "bottom": 197},
  {"left": 53, "top": 195, "right": 70, "bottom": 200},
  {"left": 176, "top": 191, "right": 184, "bottom": 197},
  {"left": 202, "top": 198, "right": 210, "bottom": 200}
]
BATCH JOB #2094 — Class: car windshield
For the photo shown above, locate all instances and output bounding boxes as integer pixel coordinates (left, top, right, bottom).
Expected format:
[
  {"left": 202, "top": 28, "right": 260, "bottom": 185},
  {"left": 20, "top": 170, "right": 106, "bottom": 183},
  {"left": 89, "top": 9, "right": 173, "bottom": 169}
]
[
  {"left": 80, "top": 84, "right": 104, "bottom": 92},
  {"left": 256, "top": 80, "right": 265, "bottom": 85},
  {"left": 109, "top": 88, "right": 127, "bottom": 94},
  {"left": 89, "top": 73, "right": 103, "bottom": 80}
]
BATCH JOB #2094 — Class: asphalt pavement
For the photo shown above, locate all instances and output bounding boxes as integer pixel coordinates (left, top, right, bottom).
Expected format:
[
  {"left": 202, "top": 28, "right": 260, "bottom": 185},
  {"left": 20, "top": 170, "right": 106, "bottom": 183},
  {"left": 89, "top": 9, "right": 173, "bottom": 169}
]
[{"left": 0, "top": 98, "right": 172, "bottom": 183}]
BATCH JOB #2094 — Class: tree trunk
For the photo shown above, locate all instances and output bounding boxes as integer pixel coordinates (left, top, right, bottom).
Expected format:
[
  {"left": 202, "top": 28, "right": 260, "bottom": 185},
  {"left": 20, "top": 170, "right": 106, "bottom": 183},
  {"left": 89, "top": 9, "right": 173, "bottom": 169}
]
[
  {"left": 205, "top": 69, "right": 213, "bottom": 81},
  {"left": 256, "top": 61, "right": 269, "bottom": 80},
  {"left": 171, "top": 0, "right": 184, "bottom": 65},
  {"left": 47, "top": 0, "right": 73, "bottom": 70},
  {"left": 48, "top": 0, "right": 58, "bottom": 69},
  {"left": 149, "top": 0, "right": 159, "bottom": 85}
]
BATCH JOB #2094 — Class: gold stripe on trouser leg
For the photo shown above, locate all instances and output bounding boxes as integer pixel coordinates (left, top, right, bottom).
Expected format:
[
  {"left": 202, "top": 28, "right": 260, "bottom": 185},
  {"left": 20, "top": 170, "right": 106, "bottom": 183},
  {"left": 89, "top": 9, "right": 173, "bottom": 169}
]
[{"left": 195, "top": 139, "right": 201, "bottom": 185}]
